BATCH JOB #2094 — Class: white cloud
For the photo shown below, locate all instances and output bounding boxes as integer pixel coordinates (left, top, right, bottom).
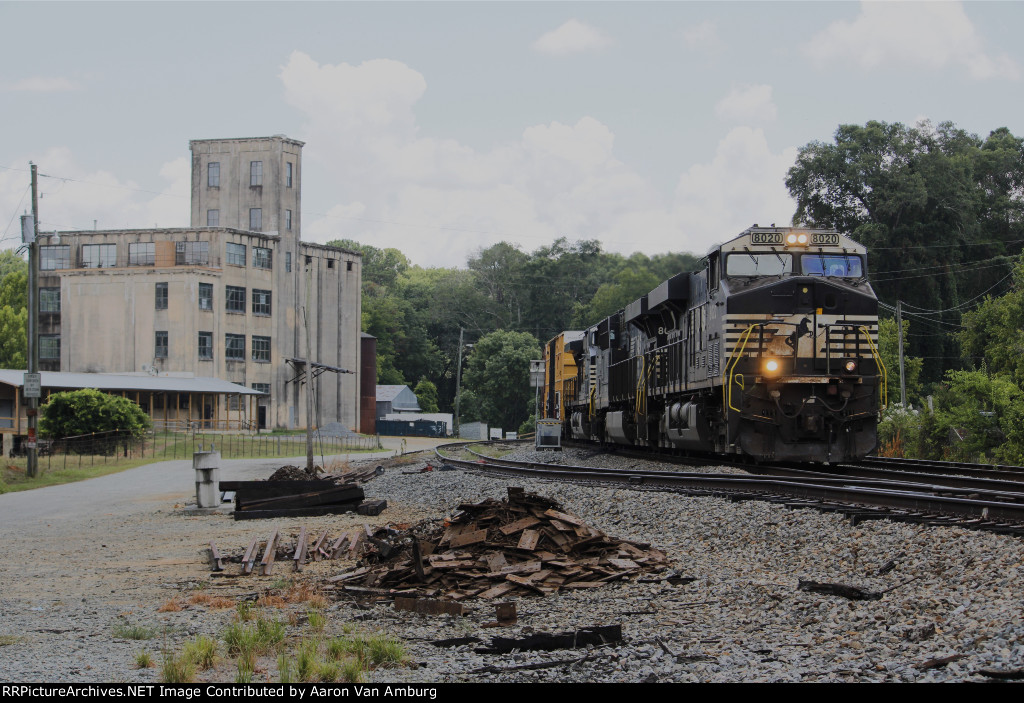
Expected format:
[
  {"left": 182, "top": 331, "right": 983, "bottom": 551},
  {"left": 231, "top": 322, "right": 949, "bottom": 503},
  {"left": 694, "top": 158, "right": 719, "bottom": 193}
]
[
  {"left": 681, "top": 21, "right": 721, "bottom": 51},
  {"left": 671, "top": 127, "right": 799, "bottom": 253},
  {"left": 5, "top": 76, "right": 81, "bottom": 92},
  {"left": 532, "top": 19, "right": 615, "bottom": 56},
  {"left": 0, "top": 148, "right": 188, "bottom": 246},
  {"left": 282, "top": 53, "right": 798, "bottom": 267},
  {"left": 715, "top": 85, "right": 777, "bottom": 124},
  {"left": 805, "top": 1, "right": 1020, "bottom": 80}
]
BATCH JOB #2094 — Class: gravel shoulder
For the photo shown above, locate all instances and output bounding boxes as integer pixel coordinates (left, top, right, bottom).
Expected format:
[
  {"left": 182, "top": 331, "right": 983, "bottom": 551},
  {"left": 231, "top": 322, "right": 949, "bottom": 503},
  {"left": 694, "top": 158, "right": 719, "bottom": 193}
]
[{"left": 1, "top": 444, "right": 1023, "bottom": 683}]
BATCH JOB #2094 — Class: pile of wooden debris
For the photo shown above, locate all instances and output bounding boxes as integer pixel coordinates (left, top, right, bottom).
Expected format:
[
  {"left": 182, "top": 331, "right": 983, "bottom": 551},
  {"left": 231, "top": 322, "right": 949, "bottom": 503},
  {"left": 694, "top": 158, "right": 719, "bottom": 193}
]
[{"left": 327, "top": 487, "right": 670, "bottom": 600}]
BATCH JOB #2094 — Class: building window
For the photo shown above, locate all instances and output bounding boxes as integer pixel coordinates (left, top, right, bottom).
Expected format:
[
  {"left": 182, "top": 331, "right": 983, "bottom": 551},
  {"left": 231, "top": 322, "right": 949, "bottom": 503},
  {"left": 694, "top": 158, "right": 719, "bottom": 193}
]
[
  {"left": 40, "top": 245, "right": 70, "bottom": 270},
  {"left": 228, "top": 395, "right": 241, "bottom": 411},
  {"left": 286, "top": 162, "right": 293, "bottom": 188},
  {"left": 225, "top": 285, "right": 246, "bottom": 313},
  {"left": 249, "top": 208, "right": 262, "bottom": 231},
  {"left": 206, "top": 209, "right": 219, "bottom": 227},
  {"left": 199, "top": 282, "right": 213, "bottom": 310},
  {"left": 155, "top": 331, "right": 168, "bottom": 359},
  {"left": 252, "top": 246, "right": 272, "bottom": 269},
  {"left": 198, "top": 331, "right": 213, "bottom": 360},
  {"left": 250, "top": 161, "right": 262, "bottom": 186},
  {"left": 226, "top": 242, "right": 246, "bottom": 266},
  {"left": 285, "top": 209, "right": 292, "bottom": 231},
  {"left": 252, "top": 383, "right": 270, "bottom": 396},
  {"left": 81, "top": 243, "right": 117, "bottom": 268},
  {"left": 129, "top": 242, "right": 155, "bottom": 266},
  {"left": 347, "top": 261, "right": 353, "bottom": 271},
  {"left": 225, "top": 333, "right": 245, "bottom": 361},
  {"left": 155, "top": 282, "right": 168, "bottom": 310},
  {"left": 252, "top": 335, "right": 271, "bottom": 363},
  {"left": 208, "top": 162, "right": 220, "bottom": 187},
  {"left": 327, "top": 259, "right": 334, "bottom": 269},
  {"left": 176, "top": 240, "right": 209, "bottom": 265},
  {"left": 40, "top": 335, "right": 60, "bottom": 360},
  {"left": 285, "top": 252, "right": 292, "bottom": 273},
  {"left": 252, "top": 289, "right": 271, "bottom": 316},
  {"left": 40, "top": 288, "right": 60, "bottom": 313}
]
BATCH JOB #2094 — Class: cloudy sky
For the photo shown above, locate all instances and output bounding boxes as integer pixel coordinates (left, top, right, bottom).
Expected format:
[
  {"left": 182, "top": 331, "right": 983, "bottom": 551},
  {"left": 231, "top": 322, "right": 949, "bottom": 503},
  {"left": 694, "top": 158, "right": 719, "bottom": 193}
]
[{"left": 1, "top": 1, "right": 1022, "bottom": 266}]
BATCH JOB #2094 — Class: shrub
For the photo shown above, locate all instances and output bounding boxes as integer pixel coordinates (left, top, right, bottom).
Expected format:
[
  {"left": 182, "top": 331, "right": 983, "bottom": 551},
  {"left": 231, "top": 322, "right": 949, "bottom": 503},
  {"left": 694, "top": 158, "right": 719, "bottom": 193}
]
[{"left": 41, "top": 388, "right": 151, "bottom": 439}]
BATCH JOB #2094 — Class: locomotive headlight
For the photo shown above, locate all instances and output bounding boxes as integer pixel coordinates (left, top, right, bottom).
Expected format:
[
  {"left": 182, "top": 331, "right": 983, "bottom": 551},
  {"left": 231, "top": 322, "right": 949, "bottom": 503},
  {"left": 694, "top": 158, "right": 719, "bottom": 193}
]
[
  {"left": 797, "top": 233, "right": 808, "bottom": 244},
  {"left": 786, "top": 233, "right": 797, "bottom": 245},
  {"left": 764, "top": 358, "right": 780, "bottom": 374},
  {"left": 843, "top": 359, "right": 858, "bottom": 374}
]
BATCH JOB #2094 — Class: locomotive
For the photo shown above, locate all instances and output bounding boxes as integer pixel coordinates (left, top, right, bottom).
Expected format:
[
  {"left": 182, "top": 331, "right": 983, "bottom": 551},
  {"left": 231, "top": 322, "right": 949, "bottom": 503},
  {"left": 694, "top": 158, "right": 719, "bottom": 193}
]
[{"left": 542, "top": 226, "right": 885, "bottom": 463}]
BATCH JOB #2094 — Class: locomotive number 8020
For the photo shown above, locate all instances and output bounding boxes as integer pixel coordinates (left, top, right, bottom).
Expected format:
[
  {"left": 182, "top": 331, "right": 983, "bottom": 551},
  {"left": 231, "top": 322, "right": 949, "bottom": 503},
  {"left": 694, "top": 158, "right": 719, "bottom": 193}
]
[{"left": 541, "top": 226, "right": 885, "bottom": 463}]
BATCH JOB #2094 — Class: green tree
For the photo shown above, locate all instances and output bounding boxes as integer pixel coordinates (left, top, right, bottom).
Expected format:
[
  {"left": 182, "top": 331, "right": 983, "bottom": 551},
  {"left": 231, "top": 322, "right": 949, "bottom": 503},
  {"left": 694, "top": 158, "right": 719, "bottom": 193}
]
[
  {"left": 573, "top": 266, "right": 660, "bottom": 327},
  {"left": 40, "top": 388, "right": 151, "bottom": 439},
  {"left": 957, "top": 259, "right": 1024, "bottom": 386},
  {"left": 0, "top": 256, "right": 28, "bottom": 369},
  {"left": 929, "top": 370, "right": 1024, "bottom": 463},
  {"left": 462, "top": 330, "right": 541, "bottom": 431},
  {"left": 413, "top": 378, "right": 439, "bottom": 413}
]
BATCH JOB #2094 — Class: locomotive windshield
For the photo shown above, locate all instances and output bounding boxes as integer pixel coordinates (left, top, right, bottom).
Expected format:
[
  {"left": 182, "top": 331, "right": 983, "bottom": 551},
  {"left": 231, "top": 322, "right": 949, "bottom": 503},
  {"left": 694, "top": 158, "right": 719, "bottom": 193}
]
[
  {"left": 725, "top": 253, "right": 792, "bottom": 276},
  {"left": 800, "top": 254, "right": 863, "bottom": 278}
]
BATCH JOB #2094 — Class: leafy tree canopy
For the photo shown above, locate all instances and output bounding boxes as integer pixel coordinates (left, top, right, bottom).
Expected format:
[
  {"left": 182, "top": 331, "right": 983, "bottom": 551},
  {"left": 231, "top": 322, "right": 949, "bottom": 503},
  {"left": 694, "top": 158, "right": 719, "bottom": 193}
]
[
  {"left": 413, "top": 378, "right": 439, "bottom": 413},
  {"left": 40, "top": 388, "right": 151, "bottom": 439},
  {"left": 463, "top": 330, "right": 541, "bottom": 432}
]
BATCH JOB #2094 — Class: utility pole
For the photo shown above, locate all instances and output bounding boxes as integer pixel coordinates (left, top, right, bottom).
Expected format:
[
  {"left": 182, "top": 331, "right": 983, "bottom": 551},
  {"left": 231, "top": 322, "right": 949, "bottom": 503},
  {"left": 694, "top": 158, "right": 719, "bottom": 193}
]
[
  {"left": 303, "top": 258, "right": 315, "bottom": 475},
  {"left": 896, "top": 300, "right": 906, "bottom": 408},
  {"left": 26, "top": 164, "right": 40, "bottom": 478},
  {"left": 454, "top": 327, "right": 464, "bottom": 438}
]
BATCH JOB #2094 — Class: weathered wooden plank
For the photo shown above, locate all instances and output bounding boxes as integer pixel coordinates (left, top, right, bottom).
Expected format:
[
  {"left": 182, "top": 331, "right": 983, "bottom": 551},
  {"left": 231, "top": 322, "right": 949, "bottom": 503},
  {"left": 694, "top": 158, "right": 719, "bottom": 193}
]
[
  {"left": 449, "top": 529, "right": 488, "bottom": 548},
  {"left": 517, "top": 529, "right": 540, "bottom": 551},
  {"left": 394, "top": 597, "right": 465, "bottom": 616},
  {"left": 498, "top": 516, "right": 541, "bottom": 536}
]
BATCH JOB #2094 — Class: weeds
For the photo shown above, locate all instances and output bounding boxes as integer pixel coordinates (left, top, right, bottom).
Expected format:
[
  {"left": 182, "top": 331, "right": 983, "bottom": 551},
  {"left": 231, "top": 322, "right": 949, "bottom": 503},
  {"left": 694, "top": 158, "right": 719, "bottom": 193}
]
[
  {"left": 223, "top": 612, "right": 286, "bottom": 658},
  {"left": 235, "top": 600, "right": 255, "bottom": 622},
  {"left": 157, "top": 598, "right": 183, "bottom": 613},
  {"left": 159, "top": 650, "right": 196, "bottom": 683},
  {"left": 340, "top": 658, "right": 366, "bottom": 683},
  {"left": 134, "top": 651, "right": 154, "bottom": 669},
  {"left": 189, "top": 593, "right": 235, "bottom": 609},
  {"left": 296, "top": 639, "right": 319, "bottom": 682},
  {"left": 307, "top": 609, "right": 326, "bottom": 632},
  {"left": 112, "top": 618, "right": 158, "bottom": 640},
  {"left": 182, "top": 635, "right": 218, "bottom": 670},
  {"left": 277, "top": 654, "right": 295, "bottom": 684}
]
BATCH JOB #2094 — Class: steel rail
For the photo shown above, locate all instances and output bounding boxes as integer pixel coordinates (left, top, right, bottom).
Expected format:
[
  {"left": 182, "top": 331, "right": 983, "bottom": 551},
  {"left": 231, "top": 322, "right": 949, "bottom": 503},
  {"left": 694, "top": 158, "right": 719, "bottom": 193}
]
[{"left": 433, "top": 442, "right": 1024, "bottom": 527}]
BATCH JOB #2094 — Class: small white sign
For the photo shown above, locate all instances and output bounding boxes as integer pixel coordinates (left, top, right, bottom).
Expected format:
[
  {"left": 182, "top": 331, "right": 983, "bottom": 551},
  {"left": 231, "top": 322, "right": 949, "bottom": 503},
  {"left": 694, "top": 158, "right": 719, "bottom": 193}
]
[{"left": 23, "top": 372, "right": 41, "bottom": 398}]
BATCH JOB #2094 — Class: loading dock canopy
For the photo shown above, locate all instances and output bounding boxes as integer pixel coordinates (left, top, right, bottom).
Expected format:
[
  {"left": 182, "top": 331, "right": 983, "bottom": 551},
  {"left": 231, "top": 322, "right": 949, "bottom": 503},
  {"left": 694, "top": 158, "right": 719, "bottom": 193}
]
[{"left": 0, "top": 370, "right": 261, "bottom": 396}]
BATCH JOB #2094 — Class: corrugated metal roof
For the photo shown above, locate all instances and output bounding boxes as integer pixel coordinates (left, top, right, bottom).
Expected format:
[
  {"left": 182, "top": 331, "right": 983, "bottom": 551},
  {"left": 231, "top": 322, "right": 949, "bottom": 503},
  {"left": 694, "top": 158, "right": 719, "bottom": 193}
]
[
  {"left": 376, "top": 385, "right": 409, "bottom": 402},
  {"left": 0, "top": 370, "right": 261, "bottom": 395}
]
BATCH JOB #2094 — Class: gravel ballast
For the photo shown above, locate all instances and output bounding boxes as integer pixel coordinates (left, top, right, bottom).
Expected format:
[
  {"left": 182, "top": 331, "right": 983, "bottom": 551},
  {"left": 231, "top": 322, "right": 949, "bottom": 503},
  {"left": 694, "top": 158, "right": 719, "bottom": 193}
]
[{"left": 1, "top": 446, "right": 1023, "bottom": 683}]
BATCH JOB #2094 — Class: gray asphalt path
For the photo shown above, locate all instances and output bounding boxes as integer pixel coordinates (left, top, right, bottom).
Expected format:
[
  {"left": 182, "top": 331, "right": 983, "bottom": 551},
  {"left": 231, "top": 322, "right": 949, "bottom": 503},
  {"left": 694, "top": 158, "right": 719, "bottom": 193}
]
[{"left": 0, "top": 435, "right": 452, "bottom": 529}]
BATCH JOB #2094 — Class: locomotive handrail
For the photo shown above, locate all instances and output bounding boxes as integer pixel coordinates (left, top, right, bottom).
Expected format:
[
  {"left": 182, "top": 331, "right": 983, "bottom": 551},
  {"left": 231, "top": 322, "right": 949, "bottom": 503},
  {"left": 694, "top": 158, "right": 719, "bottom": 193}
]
[
  {"left": 724, "top": 323, "right": 760, "bottom": 415},
  {"left": 858, "top": 325, "right": 888, "bottom": 409}
]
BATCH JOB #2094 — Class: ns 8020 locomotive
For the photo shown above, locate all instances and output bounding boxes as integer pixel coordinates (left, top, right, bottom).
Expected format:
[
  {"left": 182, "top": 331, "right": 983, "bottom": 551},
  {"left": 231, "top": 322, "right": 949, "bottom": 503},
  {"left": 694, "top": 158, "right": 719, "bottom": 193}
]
[{"left": 542, "top": 226, "right": 885, "bottom": 463}]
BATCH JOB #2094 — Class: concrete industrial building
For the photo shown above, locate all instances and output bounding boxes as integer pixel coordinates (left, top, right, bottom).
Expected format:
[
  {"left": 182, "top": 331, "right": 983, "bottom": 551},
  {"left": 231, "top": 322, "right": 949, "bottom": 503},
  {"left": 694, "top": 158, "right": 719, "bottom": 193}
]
[{"left": 33, "top": 136, "right": 362, "bottom": 430}]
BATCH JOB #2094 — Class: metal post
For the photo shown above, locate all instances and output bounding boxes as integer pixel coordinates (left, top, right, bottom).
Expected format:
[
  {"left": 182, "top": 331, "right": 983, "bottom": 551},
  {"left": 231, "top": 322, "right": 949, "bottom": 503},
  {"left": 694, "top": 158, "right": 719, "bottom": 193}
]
[
  {"left": 26, "top": 164, "right": 39, "bottom": 478},
  {"left": 454, "top": 327, "right": 464, "bottom": 437},
  {"left": 896, "top": 300, "right": 907, "bottom": 407},
  {"left": 304, "top": 257, "right": 314, "bottom": 475}
]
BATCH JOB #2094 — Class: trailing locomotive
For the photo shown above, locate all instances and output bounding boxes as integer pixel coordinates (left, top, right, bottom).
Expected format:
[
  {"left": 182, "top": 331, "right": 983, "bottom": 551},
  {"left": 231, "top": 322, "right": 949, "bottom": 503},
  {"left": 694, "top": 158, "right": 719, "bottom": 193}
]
[{"left": 542, "top": 226, "right": 885, "bottom": 463}]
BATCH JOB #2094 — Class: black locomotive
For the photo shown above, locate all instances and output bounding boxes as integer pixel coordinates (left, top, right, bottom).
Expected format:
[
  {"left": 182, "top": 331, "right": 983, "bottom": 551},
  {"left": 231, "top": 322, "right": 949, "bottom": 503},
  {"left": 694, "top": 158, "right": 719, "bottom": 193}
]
[{"left": 542, "top": 226, "right": 884, "bottom": 463}]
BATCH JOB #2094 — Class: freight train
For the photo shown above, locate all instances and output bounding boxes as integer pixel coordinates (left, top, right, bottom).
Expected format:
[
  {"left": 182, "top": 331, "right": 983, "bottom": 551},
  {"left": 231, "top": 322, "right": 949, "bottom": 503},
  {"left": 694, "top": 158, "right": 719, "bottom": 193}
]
[{"left": 541, "top": 226, "right": 885, "bottom": 463}]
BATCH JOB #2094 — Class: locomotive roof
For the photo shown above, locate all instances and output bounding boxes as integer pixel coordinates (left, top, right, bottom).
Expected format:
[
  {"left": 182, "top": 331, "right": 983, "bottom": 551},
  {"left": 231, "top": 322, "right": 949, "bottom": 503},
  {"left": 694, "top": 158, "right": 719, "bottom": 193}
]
[{"left": 710, "top": 226, "right": 866, "bottom": 257}]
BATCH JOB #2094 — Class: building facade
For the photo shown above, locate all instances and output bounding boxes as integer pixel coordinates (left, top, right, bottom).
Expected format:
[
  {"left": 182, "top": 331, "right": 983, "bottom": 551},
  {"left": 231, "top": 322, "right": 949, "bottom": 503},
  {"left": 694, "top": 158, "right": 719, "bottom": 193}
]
[{"left": 34, "top": 136, "right": 362, "bottom": 430}]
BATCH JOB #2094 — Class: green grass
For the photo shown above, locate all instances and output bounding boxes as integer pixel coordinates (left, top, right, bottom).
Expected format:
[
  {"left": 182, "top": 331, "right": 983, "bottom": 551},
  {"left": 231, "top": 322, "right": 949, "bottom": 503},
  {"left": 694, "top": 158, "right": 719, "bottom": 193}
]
[
  {"left": 160, "top": 651, "right": 196, "bottom": 683},
  {"left": 223, "top": 612, "right": 286, "bottom": 658},
  {"left": 112, "top": 619, "right": 158, "bottom": 641},
  {"left": 182, "top": 635, "right": 218, "bottom": 670},
  {"left": 134, "top": 651, "right": 153, "bottom": 669}
]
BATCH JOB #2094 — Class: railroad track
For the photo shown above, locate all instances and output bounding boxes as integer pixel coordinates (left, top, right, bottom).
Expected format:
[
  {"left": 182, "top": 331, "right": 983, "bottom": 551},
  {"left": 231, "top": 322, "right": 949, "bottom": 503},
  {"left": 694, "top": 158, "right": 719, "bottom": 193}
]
[{"left": 434, "top": 441, "right": 1024, "bottom": 537}]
